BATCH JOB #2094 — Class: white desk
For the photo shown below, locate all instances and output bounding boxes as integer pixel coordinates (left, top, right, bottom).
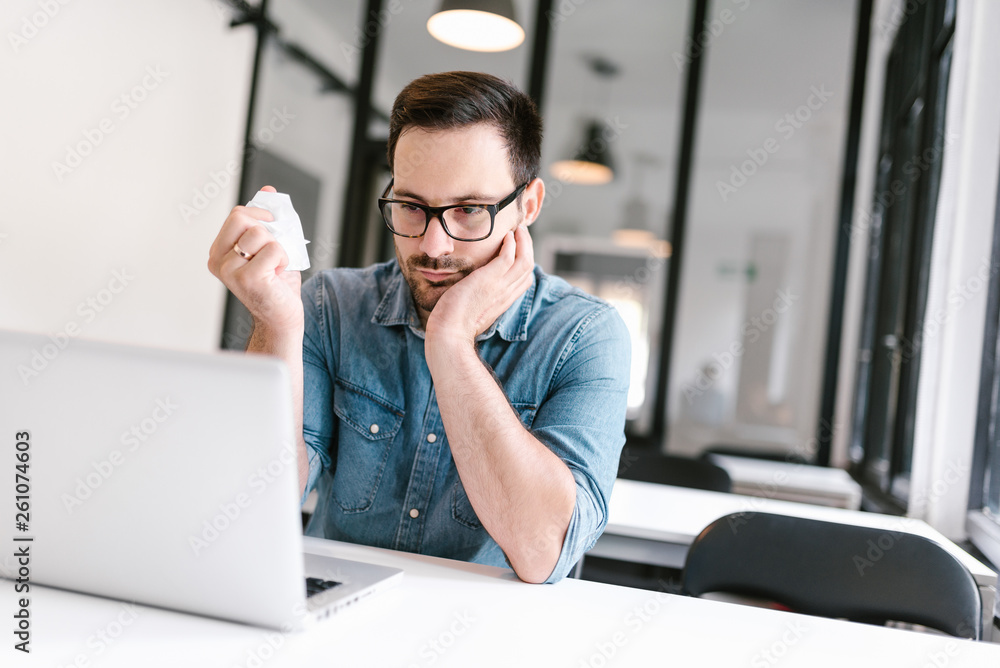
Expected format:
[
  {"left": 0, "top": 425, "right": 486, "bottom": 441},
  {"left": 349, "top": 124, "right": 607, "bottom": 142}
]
[
  {"left": 589, "top": 479, "right": 998, "bottom": 640},
  {"left": 3, "top": 537, "right": 1000, "bottom": 667},
  {"left": 706, "top": 453, "right": 863, "bottom": 509}
]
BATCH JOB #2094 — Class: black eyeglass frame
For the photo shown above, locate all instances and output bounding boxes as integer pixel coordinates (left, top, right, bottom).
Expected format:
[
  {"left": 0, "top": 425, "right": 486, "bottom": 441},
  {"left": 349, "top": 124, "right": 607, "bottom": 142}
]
[{"left": 377, "top": 178, "right": 529, "bottom": 242}]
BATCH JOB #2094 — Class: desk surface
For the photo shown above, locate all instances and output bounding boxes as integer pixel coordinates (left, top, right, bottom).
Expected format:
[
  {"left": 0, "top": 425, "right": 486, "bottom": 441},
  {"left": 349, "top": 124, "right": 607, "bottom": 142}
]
[
  {"left": 4, "top": 537, "right": 1000, "bottom": 667},
  {"left": 603, "top": 479, "right": 997, "bottom": 586}
]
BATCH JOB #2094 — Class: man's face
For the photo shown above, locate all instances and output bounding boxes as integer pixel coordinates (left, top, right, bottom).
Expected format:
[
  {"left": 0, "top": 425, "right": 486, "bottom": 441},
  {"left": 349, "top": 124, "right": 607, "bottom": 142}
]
[{"left": 391, "top": 123, "right": 526, "bottom": 321}]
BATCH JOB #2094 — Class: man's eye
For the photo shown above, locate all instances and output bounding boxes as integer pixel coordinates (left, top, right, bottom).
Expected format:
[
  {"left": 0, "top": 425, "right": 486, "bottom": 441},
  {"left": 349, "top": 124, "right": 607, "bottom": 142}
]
[{"left": 400, "top": 203, "right": 422, "bottom": 213}]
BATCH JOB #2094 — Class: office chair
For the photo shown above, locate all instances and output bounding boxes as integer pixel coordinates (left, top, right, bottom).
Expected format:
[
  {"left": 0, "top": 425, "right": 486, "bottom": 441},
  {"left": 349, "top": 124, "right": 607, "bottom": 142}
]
[
  {"left": 681, "top": 512, "right": 983, "bottom": 639},
  {"left": 618, "top": 449, "right": 732, "bottom": 493}
]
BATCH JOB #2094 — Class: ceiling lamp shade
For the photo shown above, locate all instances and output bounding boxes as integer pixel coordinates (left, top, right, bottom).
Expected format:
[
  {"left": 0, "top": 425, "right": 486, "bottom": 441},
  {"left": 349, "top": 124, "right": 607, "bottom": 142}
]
[
  {"left": 550, "top": 121, "right": 616, "bottom": 185},
  {"left": 427, "top": 0, "right": 525, "bottom": 52}
]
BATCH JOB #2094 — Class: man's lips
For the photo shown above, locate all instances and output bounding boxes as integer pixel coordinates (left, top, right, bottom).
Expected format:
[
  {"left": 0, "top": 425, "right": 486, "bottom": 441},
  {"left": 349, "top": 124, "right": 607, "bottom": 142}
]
[{"left": 417, "top": 268, "right": 459, "bottom": 282}]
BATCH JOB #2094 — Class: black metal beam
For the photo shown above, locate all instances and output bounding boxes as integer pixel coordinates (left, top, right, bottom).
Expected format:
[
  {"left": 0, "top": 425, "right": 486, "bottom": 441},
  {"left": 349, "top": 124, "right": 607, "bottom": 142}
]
[
  {"left": 816, "top": 0, "right": 873, "bottom": 466},
  {"left": 234, "top": 0, "right": 269, "bottom": 236},
  {"left": 224, "top": 0, "right": 389, "bottom": 122},
  {"left": 649, "top": 0, "right": 710, "bottom": 447},
  {"left": 526, "top": 0, "right": 554, "bottom": 114},
  {"left": 338, "top": 0, "right": 384, "bottom": 268}
]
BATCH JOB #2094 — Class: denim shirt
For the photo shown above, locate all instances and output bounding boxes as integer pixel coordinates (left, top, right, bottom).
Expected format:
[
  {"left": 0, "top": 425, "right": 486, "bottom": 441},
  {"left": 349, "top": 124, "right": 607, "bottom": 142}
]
[{"left": 300, "top": 259, "right": 630, "bottom": 583}]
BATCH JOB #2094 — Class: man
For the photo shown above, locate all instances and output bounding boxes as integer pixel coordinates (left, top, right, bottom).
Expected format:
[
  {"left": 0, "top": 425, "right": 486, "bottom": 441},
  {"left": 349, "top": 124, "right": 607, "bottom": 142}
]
[{"left": 208, "top": 71, "right": 630, "bottom": 584}]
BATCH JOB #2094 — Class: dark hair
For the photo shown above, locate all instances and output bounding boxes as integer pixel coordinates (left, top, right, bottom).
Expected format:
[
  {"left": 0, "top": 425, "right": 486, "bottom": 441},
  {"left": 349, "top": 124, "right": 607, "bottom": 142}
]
[{"left": 387, "top": 71, "right": 542, "bottom": 187}]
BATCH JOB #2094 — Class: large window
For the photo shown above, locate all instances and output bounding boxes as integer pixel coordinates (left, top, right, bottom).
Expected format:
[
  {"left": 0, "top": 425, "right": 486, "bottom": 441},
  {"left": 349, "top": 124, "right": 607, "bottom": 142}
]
[{"left": 850, "top": 0, "right": 953, "bottom": 511}]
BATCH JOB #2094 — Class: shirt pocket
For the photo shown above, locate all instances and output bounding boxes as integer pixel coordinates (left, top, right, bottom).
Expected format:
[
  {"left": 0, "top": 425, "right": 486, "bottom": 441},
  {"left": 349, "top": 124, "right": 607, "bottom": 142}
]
[
  {"left": 451, "top": 402, "right": 538, "bottom": 530},
  {"left": 331, "top": 382, "right": 404, "bottom": 513}
]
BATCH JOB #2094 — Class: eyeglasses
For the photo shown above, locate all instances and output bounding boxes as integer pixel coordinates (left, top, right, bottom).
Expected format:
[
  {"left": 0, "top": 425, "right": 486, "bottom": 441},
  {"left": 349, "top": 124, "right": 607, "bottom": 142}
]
[{"left": 378, "top": 178, "right": 528, "bottom": 242}]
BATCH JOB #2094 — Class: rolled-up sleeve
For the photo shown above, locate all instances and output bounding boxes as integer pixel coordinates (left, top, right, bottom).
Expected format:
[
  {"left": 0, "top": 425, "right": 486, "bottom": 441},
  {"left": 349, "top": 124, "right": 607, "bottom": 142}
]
[
  {"left": 531, "top": 304, "right": 631, "bottom": 584},
  {"left": 300, "top": 273, "right": 337, "bottom": 505}
]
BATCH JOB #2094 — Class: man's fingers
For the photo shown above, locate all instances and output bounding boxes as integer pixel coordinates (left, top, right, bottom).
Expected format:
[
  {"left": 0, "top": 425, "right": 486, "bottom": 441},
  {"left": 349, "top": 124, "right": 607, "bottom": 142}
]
[
  {"left": 234, "top": 224, "right": 275, "bottom": 258},
  {"left": 209, "top": 206, "right": 275, "bottom": 259},
  {"left": 251, "top": 240, "right": 290, "bottom": 275},
  {"left": 512, "top": 223, "right": 534, "bottom": 268},
  {"left": 218, "top": 240, "right": 288, "bottom": 294}
]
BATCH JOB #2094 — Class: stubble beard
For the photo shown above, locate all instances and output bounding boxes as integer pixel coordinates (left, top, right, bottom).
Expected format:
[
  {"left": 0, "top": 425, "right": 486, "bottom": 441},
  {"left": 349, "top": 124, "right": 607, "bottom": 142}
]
[{"left": 396, "top": 248, "right": 474, "bottom": 314}]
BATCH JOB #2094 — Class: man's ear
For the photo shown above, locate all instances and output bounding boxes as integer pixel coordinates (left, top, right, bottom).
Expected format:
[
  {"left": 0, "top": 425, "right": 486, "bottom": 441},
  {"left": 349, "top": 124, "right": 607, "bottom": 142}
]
[{"left": 521, "top": 178, "right": 545, "bottom": 227}]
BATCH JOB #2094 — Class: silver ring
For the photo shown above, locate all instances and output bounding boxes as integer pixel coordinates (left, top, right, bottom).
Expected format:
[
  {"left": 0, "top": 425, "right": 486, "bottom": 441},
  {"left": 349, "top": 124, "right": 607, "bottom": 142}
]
[{"left": 233, "top": 243, "right": 254, "bottom": 260}]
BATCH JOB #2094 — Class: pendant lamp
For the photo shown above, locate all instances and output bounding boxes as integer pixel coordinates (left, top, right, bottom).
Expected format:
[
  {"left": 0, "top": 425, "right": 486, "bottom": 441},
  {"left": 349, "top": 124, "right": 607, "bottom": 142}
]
[
  {"left": 427, "top": 0, "right": 525, "bottom": 52},
  {"left": 551, "top": 56, "right": 620, "bottom": 185}
]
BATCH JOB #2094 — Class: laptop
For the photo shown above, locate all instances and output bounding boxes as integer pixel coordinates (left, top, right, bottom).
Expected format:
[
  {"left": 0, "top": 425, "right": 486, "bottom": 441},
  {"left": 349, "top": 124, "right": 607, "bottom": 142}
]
[{"left": 0, "top": 329, "right": 402, "bottom": 631}]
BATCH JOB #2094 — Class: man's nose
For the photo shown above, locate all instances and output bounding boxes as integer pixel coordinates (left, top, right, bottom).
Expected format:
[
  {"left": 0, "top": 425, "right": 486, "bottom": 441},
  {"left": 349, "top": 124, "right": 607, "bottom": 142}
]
[{"left": 419, "top": 214, "right": 455, "bottom": 258}]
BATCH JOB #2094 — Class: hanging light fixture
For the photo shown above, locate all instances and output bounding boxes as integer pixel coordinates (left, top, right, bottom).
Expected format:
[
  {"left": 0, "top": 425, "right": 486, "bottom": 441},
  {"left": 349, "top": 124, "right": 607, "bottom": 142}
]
[
  {"left": 551, "top": 56, "right": 620, "bottom": 185},
  {"left": 550, "top": 121, "right": 616, "bottom": 185},
  {"left": 613, "top": 152, "right": 670, "bottom": 254},
  {"left": 427, "top": 0, "right": 525, "bottom": 52}
]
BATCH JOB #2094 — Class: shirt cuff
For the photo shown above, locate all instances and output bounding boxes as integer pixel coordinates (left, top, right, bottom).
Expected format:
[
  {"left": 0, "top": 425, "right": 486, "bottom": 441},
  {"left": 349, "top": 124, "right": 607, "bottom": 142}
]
[
  {"left": 543, "top": 468, "right": 606, "bottom": 584},
  {"left": 300, "top": 446, "right": 323, "bottom": 507}
]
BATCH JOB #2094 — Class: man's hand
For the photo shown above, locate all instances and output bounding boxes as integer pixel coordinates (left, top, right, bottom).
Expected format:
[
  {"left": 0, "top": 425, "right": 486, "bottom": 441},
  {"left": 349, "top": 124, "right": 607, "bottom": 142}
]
[
  {"left": 207, "top": 185, "right": 303, "bottom": 335},
  {"left": 425, "top": 223, "right": 534, "bottom": 347}
]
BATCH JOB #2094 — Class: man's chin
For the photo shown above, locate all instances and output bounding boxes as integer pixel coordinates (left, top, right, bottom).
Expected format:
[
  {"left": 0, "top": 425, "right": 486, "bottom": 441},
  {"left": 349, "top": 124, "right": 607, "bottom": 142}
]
[{"left": 412, "top": 284, "right": 447, "bottom": 313}]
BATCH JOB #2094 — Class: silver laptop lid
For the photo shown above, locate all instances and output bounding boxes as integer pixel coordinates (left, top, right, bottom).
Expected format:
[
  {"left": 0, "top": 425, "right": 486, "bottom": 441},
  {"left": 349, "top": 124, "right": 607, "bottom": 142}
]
[{"left": 0, "top": 329, "right": 307, "bottom": 628}]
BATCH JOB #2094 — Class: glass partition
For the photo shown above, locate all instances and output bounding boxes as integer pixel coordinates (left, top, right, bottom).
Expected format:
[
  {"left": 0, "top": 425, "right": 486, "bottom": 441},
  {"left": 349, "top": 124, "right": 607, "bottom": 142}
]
[{"left": 666, "top": 0, "right": 857, "bottom": 460}]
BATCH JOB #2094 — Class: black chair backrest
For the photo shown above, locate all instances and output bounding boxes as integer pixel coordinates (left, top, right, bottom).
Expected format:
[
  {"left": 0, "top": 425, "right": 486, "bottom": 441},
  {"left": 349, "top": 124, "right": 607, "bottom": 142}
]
[
  {"left": 681, "top": 512, "right": 982, "bottom": 639},
  {"left": 618, "top": 451, "right": 732, "bottom": 493}
]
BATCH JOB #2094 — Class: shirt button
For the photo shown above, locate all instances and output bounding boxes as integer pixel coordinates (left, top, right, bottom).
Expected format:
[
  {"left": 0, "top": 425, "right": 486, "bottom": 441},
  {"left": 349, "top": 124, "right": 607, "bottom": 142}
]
[
  {"left": 426, "top": 433, "right": 437, "bottom": 443},
  {"left": 369, "top": 424, "right": 379, "bottom": 434},
  {"left": 409, "top": 508, "right": 419, "bottom": 519}
]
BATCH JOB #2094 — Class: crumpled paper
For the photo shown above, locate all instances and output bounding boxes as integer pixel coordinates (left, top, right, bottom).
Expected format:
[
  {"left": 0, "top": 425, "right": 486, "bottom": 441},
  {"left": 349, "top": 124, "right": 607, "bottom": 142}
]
[{"left": 245, "top": 190, "right": 311, "bottom": 271}]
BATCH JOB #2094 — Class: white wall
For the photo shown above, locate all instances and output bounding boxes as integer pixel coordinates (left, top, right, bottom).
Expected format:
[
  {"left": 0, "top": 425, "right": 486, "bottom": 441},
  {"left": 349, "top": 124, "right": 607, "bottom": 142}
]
[{"left": 0, "top": 0, "right": 254, "bottom": 351}]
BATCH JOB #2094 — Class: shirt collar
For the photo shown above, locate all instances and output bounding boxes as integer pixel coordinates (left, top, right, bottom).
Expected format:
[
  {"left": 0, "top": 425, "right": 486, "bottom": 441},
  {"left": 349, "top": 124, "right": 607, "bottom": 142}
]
[{"left": 372, "top": 261, "right": 533, "bottom": 342}]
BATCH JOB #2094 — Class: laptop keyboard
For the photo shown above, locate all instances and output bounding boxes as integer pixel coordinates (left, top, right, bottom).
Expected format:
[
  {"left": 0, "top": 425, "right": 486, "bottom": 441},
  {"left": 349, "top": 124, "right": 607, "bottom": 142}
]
[{"left": 305, "top": 577, "right": 342, "bottom": 598}]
